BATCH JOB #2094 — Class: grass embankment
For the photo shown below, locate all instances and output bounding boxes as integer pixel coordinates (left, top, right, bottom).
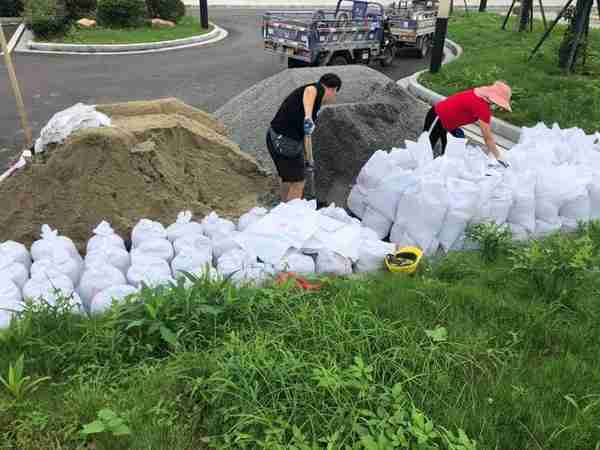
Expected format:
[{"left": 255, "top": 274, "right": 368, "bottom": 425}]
[
  {"left": 1, "top": 223, "right": 600, "bottom": 449},
  {"left": 47, "top": 16, "right": 211, "bottom": 45},
  {"left": 420, "top": 13, "right": 600, "bottom": 133}
]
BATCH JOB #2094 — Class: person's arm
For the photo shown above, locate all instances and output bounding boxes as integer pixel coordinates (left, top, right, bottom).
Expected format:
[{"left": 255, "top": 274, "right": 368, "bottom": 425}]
[
  {"left": 478, "top": 120, "right": 502, "bottom": 160},
  {"left": 303, "top": 85, "right": 317, "bottom": 120}
]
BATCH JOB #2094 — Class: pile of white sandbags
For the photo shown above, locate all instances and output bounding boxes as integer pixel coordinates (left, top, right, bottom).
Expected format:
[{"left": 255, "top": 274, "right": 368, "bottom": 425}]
[
  {"left": 348, "top": 123, "right": 600, "bottom": 254},
  {"left": 128, "top": 219, "right": 174, "bottom": 288}
]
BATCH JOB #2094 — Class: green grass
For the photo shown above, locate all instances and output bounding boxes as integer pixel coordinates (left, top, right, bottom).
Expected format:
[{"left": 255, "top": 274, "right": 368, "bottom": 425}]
[
  {"left": 46, "top": 16, "right": 212, "bottom": 45},
  {"left": 420, "top": 12, "right": 600, "bottom": 133},
  {"left": 1, "top": 224, "right": 600, "bottom": 449}
]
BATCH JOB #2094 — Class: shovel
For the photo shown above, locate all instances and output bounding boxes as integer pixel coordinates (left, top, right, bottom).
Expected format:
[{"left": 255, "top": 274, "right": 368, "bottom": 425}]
[{"left": 304, "top": 134, "right": 317, "bottom": 200}]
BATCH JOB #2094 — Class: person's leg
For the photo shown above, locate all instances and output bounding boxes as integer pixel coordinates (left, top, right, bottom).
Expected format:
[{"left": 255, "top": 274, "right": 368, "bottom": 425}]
[
  {"left": 450, "top": 128, "right": 465, "bottom": 139},
  {"left": 430, "top": 120, "right": 448, "bottom": 157},
  {"left": 280, "top": 182, "right": 290, "bottom": 201},
  {"left": 286, "top": 181, "right": 306, "bottom": 201},
  {"left": 423, "top": 107, "right": 438, "bottom": 149}
]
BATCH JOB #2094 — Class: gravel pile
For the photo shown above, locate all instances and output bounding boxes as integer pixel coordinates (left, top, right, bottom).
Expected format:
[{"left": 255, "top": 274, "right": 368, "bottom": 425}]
[{"left": 215, "top": 66, "right": 427, "bottom": 206}]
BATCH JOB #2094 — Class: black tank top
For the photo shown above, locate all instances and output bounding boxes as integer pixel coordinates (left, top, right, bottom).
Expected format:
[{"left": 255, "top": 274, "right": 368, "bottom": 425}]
[{"left": 271, "top": 83, "right": 326, "bottom": 142}]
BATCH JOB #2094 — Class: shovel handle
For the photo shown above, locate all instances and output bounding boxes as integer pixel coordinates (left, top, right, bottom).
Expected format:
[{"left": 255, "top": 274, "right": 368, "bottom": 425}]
[{"left": 304, "top": 135, "right": 314, "bottom": 164}]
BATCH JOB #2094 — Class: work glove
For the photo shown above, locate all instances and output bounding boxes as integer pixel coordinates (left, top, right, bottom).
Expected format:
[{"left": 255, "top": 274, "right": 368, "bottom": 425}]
[
  {"left": 497, "top": 159, "right": 510, "bottom": 169},
  {"left": 304, "top": 118, "right": 315, "bottom": 136}
]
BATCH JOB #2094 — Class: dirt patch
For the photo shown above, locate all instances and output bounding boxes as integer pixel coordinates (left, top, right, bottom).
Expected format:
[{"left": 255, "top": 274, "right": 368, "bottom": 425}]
[
  {"left": 0, "top": 98, "right": 276, "bottom": 250},
  {"left": 215, "top": 66, "right": 427, "bottom": 206}
]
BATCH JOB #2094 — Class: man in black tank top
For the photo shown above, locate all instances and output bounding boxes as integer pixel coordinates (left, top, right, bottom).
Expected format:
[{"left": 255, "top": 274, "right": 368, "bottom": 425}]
[{"left": 267, "top": 73, "right": 342, "bottom": 202}]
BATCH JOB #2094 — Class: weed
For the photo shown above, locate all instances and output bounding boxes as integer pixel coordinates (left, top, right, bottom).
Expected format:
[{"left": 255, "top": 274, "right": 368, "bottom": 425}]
[
  {"left": 0, "top": 355, "right": 51, "bottom": 402},
  {"left": 466, "top": 222, "right": 513, "bottom": 264}
]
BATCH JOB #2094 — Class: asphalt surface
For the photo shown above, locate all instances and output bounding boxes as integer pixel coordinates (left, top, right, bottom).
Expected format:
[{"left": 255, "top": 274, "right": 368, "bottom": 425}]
[{"left": 0, "top": 8, "right": 428, "bottom": 164}]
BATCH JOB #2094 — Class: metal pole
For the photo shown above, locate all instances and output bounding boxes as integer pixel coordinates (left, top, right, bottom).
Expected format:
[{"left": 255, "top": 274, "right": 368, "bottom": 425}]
[
  {"left": 0, "top": 23, "right": 33, "bottom": 149},
  {"left": 502, "top": 0, "right": 517, "bottom": 29},
  {"left": 199, "top": 0, "right": 209, "bottom": 29},
  {"left": 529, "top": 0, "right": 574, "bottom": 59},
  {"left": 430, "top": 0, "right": 450, "bottom": 73}
]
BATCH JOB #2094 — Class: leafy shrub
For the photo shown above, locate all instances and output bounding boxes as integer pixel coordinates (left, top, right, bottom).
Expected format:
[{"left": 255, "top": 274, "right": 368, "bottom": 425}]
[
  {"left": 65, "top": 0, "right": 97, "bottom": 19},
  {"left": 510, "top": 233, "right": 598, "bottom": 301},
  {"left": 97, "top": 0, "right": 146, "bottom": 28},
  {"left": 466, "top": 222, "right": 513, "bottom": 263},
  {"left": 24, "top": 0, "right": 69, "bottom": 38},
  {"left": 145, "top": 0, "right": 184, "bottom": 23},
  {"left": 0, "top": 0, "right": 24, "bottom": 16}
]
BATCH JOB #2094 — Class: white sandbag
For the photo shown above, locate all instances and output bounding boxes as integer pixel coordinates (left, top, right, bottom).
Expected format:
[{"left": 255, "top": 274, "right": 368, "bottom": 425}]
[
  {"left": 31, "top": 247, "right": 82, "bottom": 285},
  {"left": 87, "top": 221, "right": 125, "bottom": 253},
  {"left": 171, "top": 248, "right": 213, "bottom": 278},
  {"left": 590, "top": 177, "right": 600, "bottom": 220},
  {"left": 473, "top": 175, "right": 513, "bottom": 225},
  {"left": 319, "top": 203, "right": 354, "bottom": 225},
  {"left": 90, "top": 285, "right": 138, "bottom": 315},
  {"left": 315, "top": 249, "right": 352, "bottom": 276},
  {"left": 0, "top": 277, "right": 23, "bottom": 329},
  {"left": 355, "top": 240, "right": 396, "bottom": 273},
  {"left": 131, "top": 219, "right": 167, "bottom": 248},
  {"left": 238, "top": 207, "right": 268, "bottom": 232},
  {"left": 127, "top": 257, "right": 174, "bottom": 288},
  {"left": 509, "top": 224, "right": 530, "bottom": 241},
  {"left": 347, "top": 184, "right": 368, "bottom": 219},
  {"left": 23, "top": 272, "right": 75, "bottom": 304},
  {"left": 202, "top": 212, "right": 236, "bottom": 241},
  {"left": 356, "top": 150, "right": 391, "bottom": 190},
  {"left": 85, "top": 243, "right": 130, "bottom": 275},
  {"left": 217, "top": 248, "right": 257, "bottom": 277},
  {"left": 438, "top": 178, "right": 480, "bottom": 252},
  {"left": 0, "top": 241, "right": 31, "bottom": 270},
  {"left": 230, "top": 263, "right": 276, "bottom": 287},
  {"left": 0, "top": 255, "right": 28, "bottom": 290},
  {"left": 173, "top": 233, "right": 212, "bottom": 256},
  {"left": 78, "top": 264, "right": 127, "bottom": 307},
  {"left": 132, "top": 239, "right": 174, "bottom": 263},
  {"left": 166, "top": 211, "right": 204, "bottom": 243},
  {"left": 34, "top": 103, "right": 111, "bottom": 153},
  {"left": 213, "top": 232, "right": 244, "bottom": 261},
  {"left": 274, "top": 250, "right": 315, "bottom": 274},
  {"left": 361, "top": 206, "right": 393, "bottom": 240},
  {"left": 392, "top": 177, "right": 448, "bottom": 252},
  {"left": 31, "top": 225, "right": 81, "bottom": 262},
  {"left": 560, "top": 193, "right": 590, "bottom": 231},
  {"left": 360, "top": 226, "right": 380, "bottom": 242},
  {"left": 406, "top": 132, "right": 434, "bottom": 169},
  {"left": 366, "top": 170, "right": 418, "bottom": 222},
  {"left": 535, "top": 219, "right": 562, "bottom": 237},
  {"left": 506, "top": 170, "right": 536, "bottom": 234}
]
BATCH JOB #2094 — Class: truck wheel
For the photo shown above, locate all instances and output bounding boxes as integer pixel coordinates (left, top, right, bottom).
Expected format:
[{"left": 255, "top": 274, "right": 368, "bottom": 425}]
[{"left": 329, "top": 54, "right": 350, "bottom": 66}]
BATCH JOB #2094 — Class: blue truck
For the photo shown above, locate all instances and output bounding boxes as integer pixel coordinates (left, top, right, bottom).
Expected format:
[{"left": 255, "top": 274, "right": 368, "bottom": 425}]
[{"left": 262, "top": 0, "right": 397, "bottom": 68}]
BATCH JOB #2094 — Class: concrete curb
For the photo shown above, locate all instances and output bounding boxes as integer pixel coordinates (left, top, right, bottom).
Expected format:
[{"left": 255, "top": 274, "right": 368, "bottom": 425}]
[
  {"left": 0, "top": 17, "right": 22, "bottom": 25},
  {"left": 399, "top": 38, "right": 522, "bottom": 144},
  {"left": 23, "top": 23, "right": 226, "bottom": 55}
]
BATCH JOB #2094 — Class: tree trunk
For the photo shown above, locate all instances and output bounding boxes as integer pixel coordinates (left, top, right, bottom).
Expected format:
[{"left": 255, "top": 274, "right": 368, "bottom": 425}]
[
  {"left": 479, "top": 0, "right": 488, "bottom": 12},
  {"left": 558, "top": 0, "right": 593, "bottom": 69},
  {"left": 519, "top": 0, "right": 532, "bottom": 31}
]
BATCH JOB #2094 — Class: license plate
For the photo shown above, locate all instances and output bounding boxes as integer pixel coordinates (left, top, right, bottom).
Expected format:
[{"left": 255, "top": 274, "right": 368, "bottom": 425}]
[
  {"left": 286, "top": 47, "right": 294, "bottom": 56},
  {"left": 362, "top": 52, "right": 369, "bottom": 60}
]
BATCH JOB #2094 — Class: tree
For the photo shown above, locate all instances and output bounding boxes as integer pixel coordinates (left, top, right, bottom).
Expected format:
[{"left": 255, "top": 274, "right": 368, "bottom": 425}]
[{"left": 558, "top": 0, "right": 593, "bottom": 70}]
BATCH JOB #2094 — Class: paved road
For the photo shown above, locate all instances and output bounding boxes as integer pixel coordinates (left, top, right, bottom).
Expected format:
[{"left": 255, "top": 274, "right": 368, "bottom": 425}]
[{"left": 0, "top": 9, "right": 428, "bottom": 164}]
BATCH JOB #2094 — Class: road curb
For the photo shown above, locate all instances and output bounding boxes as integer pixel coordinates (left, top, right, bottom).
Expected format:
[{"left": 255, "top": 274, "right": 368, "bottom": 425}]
[
  {"left": 22, "top": 23, "right": 227, "bottom": 55},
  {"left": 399, "top": 38, "right": 522, "bottom": 144}
]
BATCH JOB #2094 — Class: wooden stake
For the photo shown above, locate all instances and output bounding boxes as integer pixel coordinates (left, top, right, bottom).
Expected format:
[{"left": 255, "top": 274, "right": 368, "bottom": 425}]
[{"left": 0, "top": 23, "right": 33, "bottom": 149}]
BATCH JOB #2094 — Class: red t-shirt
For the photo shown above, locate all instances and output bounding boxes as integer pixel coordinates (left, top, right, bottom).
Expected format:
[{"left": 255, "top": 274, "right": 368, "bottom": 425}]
[{"left": 434, "top": 89, "right": 491, "bottom": 131}]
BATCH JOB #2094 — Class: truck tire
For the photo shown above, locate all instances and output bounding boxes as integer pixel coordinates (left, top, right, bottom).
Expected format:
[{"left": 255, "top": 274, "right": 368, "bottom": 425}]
[{"left": 329, "top": 54, "right": 350, "bottom": 66}]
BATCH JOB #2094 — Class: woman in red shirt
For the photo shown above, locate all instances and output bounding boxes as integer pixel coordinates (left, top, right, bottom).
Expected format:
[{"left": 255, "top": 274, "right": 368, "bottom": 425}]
[{"left": 423, "top": 81, "right": 512, "bottom": 167}]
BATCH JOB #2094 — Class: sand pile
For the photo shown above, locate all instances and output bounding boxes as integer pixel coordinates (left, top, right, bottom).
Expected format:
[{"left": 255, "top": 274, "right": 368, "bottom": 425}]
[
  {"left": 0, "top": 98, "right": 275, "bottom": 249},
  {"left": 215, "top": 66, "right": 427, "bottom": 205}
]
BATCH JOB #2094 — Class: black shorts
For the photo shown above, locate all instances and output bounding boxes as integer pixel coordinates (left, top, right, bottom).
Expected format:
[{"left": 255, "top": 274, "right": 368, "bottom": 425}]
[{"left": 266, "top": 129, "right": 305, "bottom": 183}]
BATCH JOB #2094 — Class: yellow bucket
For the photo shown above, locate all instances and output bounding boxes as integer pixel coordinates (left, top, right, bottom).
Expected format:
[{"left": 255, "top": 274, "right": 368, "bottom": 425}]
[{"left": 384, "top": 246, "right": 423, "bottom": 274}]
